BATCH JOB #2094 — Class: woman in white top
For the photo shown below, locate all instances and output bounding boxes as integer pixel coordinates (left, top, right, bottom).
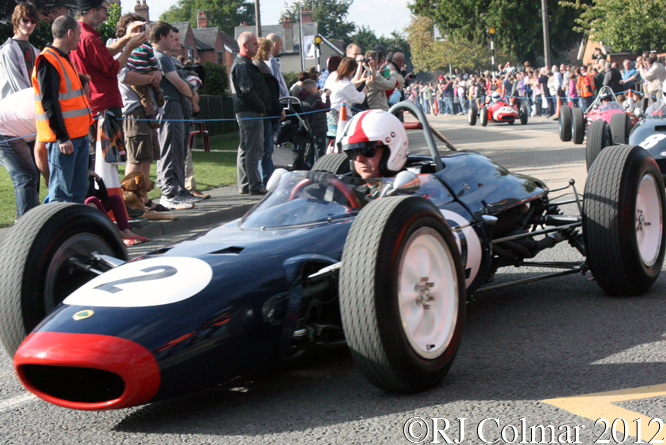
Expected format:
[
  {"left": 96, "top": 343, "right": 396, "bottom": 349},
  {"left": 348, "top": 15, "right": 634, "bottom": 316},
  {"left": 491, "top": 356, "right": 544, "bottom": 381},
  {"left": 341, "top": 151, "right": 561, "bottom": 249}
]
[{"left": 327, "top": 57, "right": 370, "bottom": 139}]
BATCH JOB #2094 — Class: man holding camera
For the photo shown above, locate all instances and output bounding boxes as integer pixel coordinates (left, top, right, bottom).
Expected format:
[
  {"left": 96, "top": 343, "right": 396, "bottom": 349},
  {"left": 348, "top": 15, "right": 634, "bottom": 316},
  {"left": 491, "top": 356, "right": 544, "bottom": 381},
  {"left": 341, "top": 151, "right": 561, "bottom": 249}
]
[
  {"left": 639, "top": 56, "right": 666, "bottom": 105},
  {"left": 363, "top": 50, "right": 396, "bottom": 111}
]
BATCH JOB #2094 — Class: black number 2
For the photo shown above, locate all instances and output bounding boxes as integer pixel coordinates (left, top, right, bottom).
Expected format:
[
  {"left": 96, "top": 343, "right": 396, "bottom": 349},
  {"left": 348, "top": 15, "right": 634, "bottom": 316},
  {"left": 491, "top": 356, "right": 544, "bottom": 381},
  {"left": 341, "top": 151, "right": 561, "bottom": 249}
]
[{"left": 94, "top": 266, "right": 178, "bottom": 294}]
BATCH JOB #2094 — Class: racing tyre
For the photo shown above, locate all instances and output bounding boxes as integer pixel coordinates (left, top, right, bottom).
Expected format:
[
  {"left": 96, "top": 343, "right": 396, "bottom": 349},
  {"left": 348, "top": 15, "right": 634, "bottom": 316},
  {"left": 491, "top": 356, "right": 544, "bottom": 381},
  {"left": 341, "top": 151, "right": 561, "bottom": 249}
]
[
  {"left": 0, "top": 203, "right": 127, "bottom": 355},
  {"left": 572, "top": 107, "right": 585, "bottom": 145},
  {"left": 311, "top": 153, "right": 351, "bottom": 175},
  {"left": 507, "top": 119, "right": 515, "bottom": 125},
  {"left": 586, "top": 120, "right": 612, "bottom": 171},
  {"left": 559, "top": 105, "right": 572, "bottom": 141},
  {"left": 610, "top": 112, "right": 632, "bottom": 145},
  {"left": 520, "top": 103, "right": 529, "bottom": 125},
  {"left": 339, "top": 196, "right": 465, "bottom": 392},
  {"left": 480, "top": 106, "right": 488, "bottom": 127},
  {"left": 468, "top": 104, "right": 477, "bottom": 126},
  {"left": 584, "top": 145, "right": 666, "bottom": 296}
]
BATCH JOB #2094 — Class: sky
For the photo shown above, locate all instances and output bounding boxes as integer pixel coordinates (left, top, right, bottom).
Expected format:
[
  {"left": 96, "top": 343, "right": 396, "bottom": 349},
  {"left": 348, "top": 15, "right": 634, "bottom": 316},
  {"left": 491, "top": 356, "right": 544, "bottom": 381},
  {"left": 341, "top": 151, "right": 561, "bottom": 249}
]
[{"left": 122, "top": 0, "right": 413, "bottom": 38}]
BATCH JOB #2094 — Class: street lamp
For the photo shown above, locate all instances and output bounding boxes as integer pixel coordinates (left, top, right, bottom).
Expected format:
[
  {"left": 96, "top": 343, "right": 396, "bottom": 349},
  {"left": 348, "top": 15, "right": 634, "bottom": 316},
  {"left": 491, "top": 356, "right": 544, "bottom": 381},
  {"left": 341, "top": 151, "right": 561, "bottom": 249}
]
[
  {"left": 486, "top": 27, "right": 496, "bottom": 70},
  {"left": 314, "top": 35, "right": 323, "bottom": 72}
]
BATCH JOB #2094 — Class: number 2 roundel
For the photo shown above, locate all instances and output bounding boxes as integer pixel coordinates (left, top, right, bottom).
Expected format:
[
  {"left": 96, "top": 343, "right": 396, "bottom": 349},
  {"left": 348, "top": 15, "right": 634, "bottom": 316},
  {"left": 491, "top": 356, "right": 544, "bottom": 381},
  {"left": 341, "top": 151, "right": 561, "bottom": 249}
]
[{"left": 64, "top": 257, "right": 213, "bottom": 307}]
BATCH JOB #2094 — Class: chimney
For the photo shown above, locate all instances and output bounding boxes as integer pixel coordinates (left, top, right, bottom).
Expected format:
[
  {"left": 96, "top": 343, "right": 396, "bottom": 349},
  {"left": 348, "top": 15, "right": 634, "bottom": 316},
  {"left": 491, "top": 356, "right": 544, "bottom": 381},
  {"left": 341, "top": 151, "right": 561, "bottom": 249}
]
[
  {"left": 134, "top": 0, "right": 149, "bottom": 21},
  {"left": 283, "top": 17, "right": 293, "bottom": 52},
  {"left": 197, "top": 10, "right": 208, "bottom": 29},
  {"left": 301, "top": 8, "right": 313, "bottom": 24}
]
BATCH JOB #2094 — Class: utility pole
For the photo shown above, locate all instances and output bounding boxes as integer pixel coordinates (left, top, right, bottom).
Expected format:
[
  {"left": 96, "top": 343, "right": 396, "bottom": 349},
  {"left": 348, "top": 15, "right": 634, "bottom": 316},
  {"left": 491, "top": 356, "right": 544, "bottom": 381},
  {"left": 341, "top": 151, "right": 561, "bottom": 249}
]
[
  {"left": 299, "top": 5, "right": 305, "bottom": 71},
  {"left": 255, "top": 0, "right": 261, "bottom": 37},
  {"left": 542, "top": 0, "right": 551, "bottom": 67}
]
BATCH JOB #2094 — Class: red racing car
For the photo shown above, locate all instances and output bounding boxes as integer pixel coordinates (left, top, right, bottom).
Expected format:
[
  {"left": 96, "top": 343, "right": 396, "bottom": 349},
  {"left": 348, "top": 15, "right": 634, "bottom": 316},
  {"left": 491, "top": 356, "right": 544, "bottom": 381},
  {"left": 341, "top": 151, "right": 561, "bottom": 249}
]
[
  {"left": 559, "top": 86, "right": 637, "bottom": 145},
  {"left": 469, "top": 92, "right": 529, "bottom": 127}
]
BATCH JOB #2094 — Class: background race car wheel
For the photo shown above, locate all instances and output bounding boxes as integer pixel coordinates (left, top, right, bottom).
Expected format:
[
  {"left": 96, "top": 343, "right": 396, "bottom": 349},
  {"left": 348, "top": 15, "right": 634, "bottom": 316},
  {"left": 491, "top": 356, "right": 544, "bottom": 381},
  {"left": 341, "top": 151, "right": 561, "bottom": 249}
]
[
  {"left": 572, "top": 107, "right": 585, "bottom": 145},
  {"left": 586, "top": 120, "right": 612, "bottom": 171},
  {"left": 468, "top": 104, "right": 477, "bottom": 126},
  {"left": 311, "top": 153, "right": 351, "bottom": 175},
  {"left": 480, "top": 106, "right": 488, "bottom": 127},
  {"left": 559, "top": 105, "right": 572, "bottom": 141},
  {"left": 0, "top": 203, "right": 127, "bottom": 355},
  {"left": 520, "top": 103, "right": 529, "bottom": 125},
  {"left": 584, "top": 145, "right": 666, "bottom": 296},
  {"left": 339, "top": 196, "right": 465, "bottom": 392},
  {"left": 610, "top": 112, "right": 632, "bottom": 145}
]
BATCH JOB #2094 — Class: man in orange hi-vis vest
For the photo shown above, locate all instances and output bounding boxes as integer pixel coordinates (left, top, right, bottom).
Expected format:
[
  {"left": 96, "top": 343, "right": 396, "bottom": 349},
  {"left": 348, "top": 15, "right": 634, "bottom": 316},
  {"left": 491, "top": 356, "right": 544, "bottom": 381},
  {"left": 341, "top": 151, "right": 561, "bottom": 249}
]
[{"left": 32, "top": 15, "right": 93, "bottom": 204}]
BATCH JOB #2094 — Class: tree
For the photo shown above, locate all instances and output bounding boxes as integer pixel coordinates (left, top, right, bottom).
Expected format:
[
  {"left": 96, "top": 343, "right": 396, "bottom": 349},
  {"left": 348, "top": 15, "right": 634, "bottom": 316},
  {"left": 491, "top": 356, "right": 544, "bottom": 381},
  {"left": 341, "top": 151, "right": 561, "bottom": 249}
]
[
  {"left": 406, "top": 16, "right": 507, "bottom": 73},
  {"left": 199, "top": 62, "right": 229, "bottom": 96},
  {"left": 280, "top": 0, "right": 355, "bottom": 42},
  {"left": 98, "top": 3, "right": 122, "bottom": 44},
  {"left": 409, "top": 0, "right": 590, "bottom": 64},
  {"left": 347, "top": 25, "right": 379, "bottom": 53},
  {"left": 564, "top": 0, "right": 666, "bottom": 53},
  {"left": 160, "top": 0, "right": 254, "bottom": 37}
]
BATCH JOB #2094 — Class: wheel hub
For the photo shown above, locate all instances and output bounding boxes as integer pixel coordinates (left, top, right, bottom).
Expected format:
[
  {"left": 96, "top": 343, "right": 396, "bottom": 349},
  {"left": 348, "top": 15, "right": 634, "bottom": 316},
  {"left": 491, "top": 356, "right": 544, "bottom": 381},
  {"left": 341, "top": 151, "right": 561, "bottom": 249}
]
[{"left": 414, "top": 277, "right": 435, "bottom": 309}]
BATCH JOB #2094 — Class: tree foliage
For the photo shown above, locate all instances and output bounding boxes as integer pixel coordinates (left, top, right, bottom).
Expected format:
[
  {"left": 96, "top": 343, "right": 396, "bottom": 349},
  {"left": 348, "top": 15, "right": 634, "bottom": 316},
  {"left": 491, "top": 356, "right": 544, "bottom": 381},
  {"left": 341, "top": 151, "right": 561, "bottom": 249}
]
[
  {"left": 98, "top": 3, "right": 122, "bottom": 44},
  {"left": 564, "top": 0, "right": 666, "bottom": 53},
  {"left": 160, "top": 0, "right": 254, "bottom": 36},
  {"left": 199, "top": 61, "right": 229, "bottom": 96},
  {"left": 409, "top": 0, "right": 589, "bottom": 64},
  {"left": 406, "top": 16, "right": 508, "bottom": 73},
  {"left": 280, "top": 0, "right": 355, "bottom": 42}
]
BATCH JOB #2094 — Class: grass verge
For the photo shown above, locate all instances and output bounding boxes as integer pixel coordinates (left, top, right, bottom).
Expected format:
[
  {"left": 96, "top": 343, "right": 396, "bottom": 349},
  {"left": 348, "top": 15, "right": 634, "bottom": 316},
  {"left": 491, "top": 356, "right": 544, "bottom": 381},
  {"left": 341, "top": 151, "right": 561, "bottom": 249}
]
[{"left": 0, "top": 137, "right": 238, "bottom": 228}]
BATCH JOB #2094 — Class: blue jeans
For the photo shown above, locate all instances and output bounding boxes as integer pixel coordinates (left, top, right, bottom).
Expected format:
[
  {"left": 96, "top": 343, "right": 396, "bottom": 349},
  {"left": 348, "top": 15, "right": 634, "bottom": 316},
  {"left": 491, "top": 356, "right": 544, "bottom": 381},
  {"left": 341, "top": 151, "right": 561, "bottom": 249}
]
[
  {"left": 0, "top": 135, "right": 40, "bottom": 217},
  {"left": 261, "top": 117, "right": 276, "bottom": 185},
  {"left": 46, "top": 135, "right": 89, "bottom": 204}
]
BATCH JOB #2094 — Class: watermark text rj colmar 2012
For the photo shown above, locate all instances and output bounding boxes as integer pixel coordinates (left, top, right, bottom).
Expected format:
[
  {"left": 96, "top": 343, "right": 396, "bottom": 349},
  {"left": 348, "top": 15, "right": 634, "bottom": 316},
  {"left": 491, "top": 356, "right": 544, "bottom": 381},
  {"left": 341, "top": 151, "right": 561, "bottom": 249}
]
[{"left": 402, "top": 416, "right": 665, "bottom": 444}]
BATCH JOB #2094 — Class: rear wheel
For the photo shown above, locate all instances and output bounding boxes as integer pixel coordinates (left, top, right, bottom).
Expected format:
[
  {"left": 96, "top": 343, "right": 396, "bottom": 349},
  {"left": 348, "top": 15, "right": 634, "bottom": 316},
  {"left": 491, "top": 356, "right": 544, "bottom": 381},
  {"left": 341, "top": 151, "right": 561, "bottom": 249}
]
[
  {"left": 468, "top": 103, "right": 477, "bottom": 126},
  {"left": 584, "top": 145, "right": 666, "bottom": 296},
  {"left": 586, "top": 120, "right": 612, "bottom": 171},
  {"left": 311, "top": 153, "right": 351, "bottom": 175},
  {"left": 520, "top": 103, "right": 529, "bottom": 125},
  {"left": 559, "top": 105, "right": 572, "bottom": 141},
  {"left": 610, "top": 112, "right": 632, "bottom": 144},
  {"left": 480, "top": 106, "right": 488, "bottom": 126},
  {"left": 0, "top": 204, "right": 127, "bottom": 355},
  {"left": 572, "top": 107, "right": 585, "bottom": 144},
  {"left": 339, "top": 196, "right": 465, "bottom": 392}
]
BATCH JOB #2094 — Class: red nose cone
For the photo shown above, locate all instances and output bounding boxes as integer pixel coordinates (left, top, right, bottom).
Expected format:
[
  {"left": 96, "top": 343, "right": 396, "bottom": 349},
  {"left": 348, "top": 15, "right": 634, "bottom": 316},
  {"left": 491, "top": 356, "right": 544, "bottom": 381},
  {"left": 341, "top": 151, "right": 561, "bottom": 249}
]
[{"left": 15, "top": 332, "right": 160, "bottom": 410}]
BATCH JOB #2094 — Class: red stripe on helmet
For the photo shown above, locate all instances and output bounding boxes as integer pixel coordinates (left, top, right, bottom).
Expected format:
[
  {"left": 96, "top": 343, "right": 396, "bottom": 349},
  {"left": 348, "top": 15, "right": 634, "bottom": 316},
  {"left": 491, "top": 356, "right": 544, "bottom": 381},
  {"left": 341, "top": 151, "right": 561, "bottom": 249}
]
[{"left": 347, "top": 110, "right": 373, "bottom": 144}]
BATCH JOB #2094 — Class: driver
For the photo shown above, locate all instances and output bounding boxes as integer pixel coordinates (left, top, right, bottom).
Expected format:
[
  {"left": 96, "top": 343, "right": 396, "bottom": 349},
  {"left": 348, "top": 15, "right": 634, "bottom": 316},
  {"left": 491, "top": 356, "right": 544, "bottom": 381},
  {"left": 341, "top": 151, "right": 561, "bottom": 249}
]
[
  {"left": 645, "top": 79, "right": 666, "bottom": 116},
  {"left": 486, "top": 91, "right": 501, "bottom": 105},
  {"left": 598, "top": 90, "right": 614, "bottom": 111},
  {"left": 338, "top": 109, "right": 408, "bottom": 180}
]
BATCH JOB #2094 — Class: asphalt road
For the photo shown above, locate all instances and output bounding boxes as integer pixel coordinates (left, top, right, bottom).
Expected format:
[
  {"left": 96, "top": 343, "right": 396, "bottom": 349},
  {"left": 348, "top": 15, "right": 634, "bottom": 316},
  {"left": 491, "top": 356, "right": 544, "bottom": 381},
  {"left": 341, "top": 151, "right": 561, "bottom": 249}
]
[{"left": 3, "top": 114, "right": 666, "bottom": 444}]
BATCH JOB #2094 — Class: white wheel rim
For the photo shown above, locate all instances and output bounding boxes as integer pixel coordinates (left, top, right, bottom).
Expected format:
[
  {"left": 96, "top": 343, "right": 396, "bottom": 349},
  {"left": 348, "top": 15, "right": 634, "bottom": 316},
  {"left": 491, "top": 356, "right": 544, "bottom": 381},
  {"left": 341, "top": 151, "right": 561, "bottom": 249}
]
[
  {"left": 635, "top": 174, "right": 663, "bottom": 267},
  {"left": 398, "top": 227, "right": 458, "bottom": 359}
]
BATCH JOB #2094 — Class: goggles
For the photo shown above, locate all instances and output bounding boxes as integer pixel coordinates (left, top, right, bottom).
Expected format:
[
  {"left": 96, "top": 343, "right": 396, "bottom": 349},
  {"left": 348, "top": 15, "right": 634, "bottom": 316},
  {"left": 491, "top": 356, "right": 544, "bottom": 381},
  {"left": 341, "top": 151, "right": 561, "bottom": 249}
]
[
  {"left": 342, "top": 141, "right": 386, "bottom": 160},
  {"left": 21, "top": 18, "right": 37, "bottom": 25}
]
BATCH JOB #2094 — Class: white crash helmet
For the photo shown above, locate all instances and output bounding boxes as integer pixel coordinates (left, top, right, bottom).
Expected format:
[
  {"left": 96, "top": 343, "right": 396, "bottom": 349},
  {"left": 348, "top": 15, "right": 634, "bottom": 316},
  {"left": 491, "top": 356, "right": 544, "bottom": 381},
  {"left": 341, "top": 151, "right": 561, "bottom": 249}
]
[
  {"left": 339, "top": 110, "right": 408, "bottom": 177},
  {"left": 491, "top": 91, "right": 501, "bottom": 102}
]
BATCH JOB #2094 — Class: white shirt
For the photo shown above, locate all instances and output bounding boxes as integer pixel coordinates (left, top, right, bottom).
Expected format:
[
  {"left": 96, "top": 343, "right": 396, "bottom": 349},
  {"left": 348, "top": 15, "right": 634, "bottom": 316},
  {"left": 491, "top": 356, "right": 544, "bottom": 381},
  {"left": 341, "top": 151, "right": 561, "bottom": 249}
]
[
  {"left": 0, "top": 87, "right": 36, "bottom": 142},
  {"left": 329, "top": 74, "right": 366, "bottom": 111}
]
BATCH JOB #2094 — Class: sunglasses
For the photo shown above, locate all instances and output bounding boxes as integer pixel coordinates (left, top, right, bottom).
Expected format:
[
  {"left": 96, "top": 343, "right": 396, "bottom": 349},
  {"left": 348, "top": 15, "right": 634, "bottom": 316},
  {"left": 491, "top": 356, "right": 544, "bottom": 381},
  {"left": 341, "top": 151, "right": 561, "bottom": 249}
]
[
  {"left": 343, "top": 141, "right": 385, "bottom": 161},
  {"left": 21, "top": 18, "right": 37, "bottom": 25}
]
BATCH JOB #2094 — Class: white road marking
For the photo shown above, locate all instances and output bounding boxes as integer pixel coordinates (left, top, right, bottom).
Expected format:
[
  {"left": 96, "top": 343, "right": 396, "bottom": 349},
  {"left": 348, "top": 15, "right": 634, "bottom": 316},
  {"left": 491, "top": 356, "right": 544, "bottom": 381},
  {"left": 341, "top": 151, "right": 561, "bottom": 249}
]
[{"left": 0, "top": 393, "right": 36, "bottom": 413}]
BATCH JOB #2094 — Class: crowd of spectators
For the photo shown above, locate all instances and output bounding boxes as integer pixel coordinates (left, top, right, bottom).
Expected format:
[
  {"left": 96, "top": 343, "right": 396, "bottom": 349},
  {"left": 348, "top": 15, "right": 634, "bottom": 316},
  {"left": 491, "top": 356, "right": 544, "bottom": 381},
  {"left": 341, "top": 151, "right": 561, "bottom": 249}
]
[
  {"left": 0, "top": 1, "right": 210, "bottom": 246},
  {"left": 404, "top": 49, "right": 666, "bottom": 119}
]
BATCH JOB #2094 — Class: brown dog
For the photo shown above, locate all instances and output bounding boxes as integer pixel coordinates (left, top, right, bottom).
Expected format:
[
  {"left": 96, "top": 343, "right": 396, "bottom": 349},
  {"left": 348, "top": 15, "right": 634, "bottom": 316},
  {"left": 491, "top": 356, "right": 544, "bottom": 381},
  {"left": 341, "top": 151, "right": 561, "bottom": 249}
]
[{"left": 121, "top": 172, "right": 179, "bottom": 221}]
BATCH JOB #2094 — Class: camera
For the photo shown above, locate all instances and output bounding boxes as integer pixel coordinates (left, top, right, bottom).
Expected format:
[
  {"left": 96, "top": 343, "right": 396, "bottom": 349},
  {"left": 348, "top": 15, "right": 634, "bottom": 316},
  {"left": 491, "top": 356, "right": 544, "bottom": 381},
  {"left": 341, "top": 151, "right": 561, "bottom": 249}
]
[{"left": 361, "top": 57, "right": 368, "bottom": 64}]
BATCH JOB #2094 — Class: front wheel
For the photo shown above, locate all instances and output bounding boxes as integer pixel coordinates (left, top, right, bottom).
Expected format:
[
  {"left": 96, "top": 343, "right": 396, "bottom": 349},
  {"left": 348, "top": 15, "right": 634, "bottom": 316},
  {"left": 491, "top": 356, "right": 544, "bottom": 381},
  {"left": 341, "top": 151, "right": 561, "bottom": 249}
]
[
  {"left": 610, "top": 112, "right": 632, "bottom": 145},
  {"left": 572, "top": 107, "right": 585, "bottom": 145},
  {"left": 339, "top": 196, "right": 465, "bottom": 392},
  {"left": 468, "top": 104, "right": 477, "bottom": 126},
  {"left": 584, "top": 145, "right": 666, "bottom": 296},
  {"left": 311, "top": 153, "right": 351, "bottom": 174},
  {"left": 559, "top": 105, "right": 572, "bottom": 141},
  {"left": 480, "top": 106, "right": 488, "bottom": 127},
  {"left": 0, "top": 204, "right": 127, "bottom": 355}
]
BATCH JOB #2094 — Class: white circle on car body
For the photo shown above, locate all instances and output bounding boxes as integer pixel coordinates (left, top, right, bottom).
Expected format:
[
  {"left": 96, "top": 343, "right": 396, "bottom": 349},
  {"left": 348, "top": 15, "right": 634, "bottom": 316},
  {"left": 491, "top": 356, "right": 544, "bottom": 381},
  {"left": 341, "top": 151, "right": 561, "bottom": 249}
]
[{"left": 64, "top": 257, "right": 213, "bottom": 307}]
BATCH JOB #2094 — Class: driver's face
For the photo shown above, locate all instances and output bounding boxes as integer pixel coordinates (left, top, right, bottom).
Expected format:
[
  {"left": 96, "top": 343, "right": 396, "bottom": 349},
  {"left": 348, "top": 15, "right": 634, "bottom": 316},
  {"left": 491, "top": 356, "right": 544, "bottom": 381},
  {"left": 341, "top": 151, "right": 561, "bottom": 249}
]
[{"left": 354, "top": 146, "right": 384, "bottom": 180}]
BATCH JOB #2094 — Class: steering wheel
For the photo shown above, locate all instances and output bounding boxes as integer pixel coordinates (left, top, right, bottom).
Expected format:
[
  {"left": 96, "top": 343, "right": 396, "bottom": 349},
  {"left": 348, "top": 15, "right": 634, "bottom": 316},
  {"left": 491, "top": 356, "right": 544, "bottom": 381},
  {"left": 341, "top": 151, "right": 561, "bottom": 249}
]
[{"left": 289, "top": 177, "right": 362, "bottom": 209}]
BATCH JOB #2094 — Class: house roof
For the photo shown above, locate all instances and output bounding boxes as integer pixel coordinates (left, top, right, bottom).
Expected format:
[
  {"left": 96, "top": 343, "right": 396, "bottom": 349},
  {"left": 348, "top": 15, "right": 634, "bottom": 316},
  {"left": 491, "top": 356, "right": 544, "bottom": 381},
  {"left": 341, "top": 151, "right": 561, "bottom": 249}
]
[
  {"left": 171, "top": 22, "right": 192, "bottom": 36},
  {"left": 219, "top": 30, "right": 239, "bottom": 53},
  {"left": 192, "top": 27, "right": 219, "bottom": 49}
]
